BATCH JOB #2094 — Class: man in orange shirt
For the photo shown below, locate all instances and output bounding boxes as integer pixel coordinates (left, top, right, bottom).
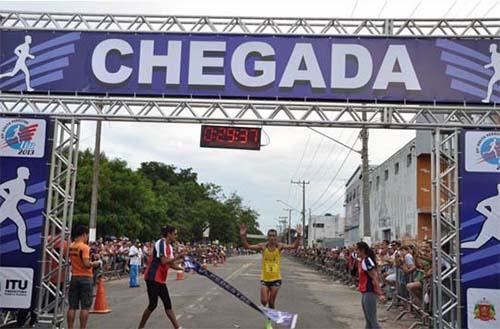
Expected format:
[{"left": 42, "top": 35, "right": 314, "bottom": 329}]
[{"left": 67, "top": 225, "right": 101, "bottom": 329}]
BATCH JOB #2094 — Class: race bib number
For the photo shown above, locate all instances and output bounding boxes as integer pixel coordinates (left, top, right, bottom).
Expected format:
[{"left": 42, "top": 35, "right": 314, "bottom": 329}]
[{"left": 265, "top": 263, "right": 278, "bottom": 273}]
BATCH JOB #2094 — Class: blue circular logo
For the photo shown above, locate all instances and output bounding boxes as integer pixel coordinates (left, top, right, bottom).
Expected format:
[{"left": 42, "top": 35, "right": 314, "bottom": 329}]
[
  {"left": 4, "top": 123, "right": 26, "bottom": 150},
  {"left": 479, "top": 136, "right": 500, "bottom": 166}
]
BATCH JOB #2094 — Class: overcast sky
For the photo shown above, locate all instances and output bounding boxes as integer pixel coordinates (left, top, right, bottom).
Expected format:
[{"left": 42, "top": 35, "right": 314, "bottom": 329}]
[{"left": 2, "top": 0, "right": 498, "bottom": 233}]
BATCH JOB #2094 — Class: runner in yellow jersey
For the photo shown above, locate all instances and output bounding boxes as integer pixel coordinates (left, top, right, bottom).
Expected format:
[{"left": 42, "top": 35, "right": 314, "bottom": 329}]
[{"left": 240, "top": 224, "right": 301, "bottom": 329}]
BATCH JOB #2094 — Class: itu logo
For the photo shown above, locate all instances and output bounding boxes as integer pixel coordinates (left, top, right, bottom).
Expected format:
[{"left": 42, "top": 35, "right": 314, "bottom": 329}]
[
  {"left": 477, "top": 133, "right": 500, "bottom": 169},
  {"left": 0, "top": 119, "right": 39, "bottom": 156}
]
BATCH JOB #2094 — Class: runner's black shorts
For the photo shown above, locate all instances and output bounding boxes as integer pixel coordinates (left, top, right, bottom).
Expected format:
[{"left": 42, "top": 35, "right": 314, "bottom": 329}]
[
  {"left": 146, "top": 280, "right": 172, "bottom": 311},
  {"left": 261, "top": 280, "right": 282, "bottom": 288}
]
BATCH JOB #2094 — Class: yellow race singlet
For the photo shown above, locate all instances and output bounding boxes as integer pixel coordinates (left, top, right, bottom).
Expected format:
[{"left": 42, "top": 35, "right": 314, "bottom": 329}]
[{"left": 261, "top": 246, "right": 281, "bottom": 282}]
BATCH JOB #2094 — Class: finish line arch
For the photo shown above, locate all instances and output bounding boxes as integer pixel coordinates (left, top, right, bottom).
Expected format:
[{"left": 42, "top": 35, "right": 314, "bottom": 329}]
[{"left": 0, "top": 11, "right": 499, "bottom": 329}]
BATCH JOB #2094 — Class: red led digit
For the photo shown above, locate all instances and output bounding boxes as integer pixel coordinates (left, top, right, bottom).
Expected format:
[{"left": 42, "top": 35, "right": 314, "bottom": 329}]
[
  {"left": 217, "top": 127, "right": 226, "bottom": 142},
  {"left": 240, "top": 129, "right": 248, "bottom": 143},
  {"left": 203, "top": 127, "right": 214, "bottom": 142},
  {"left": 227, "top": 128, "right": 236, "bottom": 143},
  {"left": 210, "top": 127, "right": 217, "bottom": 141},
  {"left": 251, "top": 129, "right": 259, "bottom": 144}
]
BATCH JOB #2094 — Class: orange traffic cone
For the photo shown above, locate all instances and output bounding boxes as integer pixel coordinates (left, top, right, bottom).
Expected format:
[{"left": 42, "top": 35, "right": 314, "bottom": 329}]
[
  {"left": 176, "top": 270, "right": 185, "bottom": 280},
  {"left": 90, "top": 278, "right": 111, "bottom": 314}
]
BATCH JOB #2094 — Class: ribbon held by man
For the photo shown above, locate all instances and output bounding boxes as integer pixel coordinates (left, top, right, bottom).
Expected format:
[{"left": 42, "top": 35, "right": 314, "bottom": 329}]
[{"left": 183, "top": 258, "right": 298, "bottom": 329}]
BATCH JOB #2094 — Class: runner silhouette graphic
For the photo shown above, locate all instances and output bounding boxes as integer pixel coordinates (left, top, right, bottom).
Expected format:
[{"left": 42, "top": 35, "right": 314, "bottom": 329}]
[{"left": 0, "top": 167, "right": 37, "bottom": 253}]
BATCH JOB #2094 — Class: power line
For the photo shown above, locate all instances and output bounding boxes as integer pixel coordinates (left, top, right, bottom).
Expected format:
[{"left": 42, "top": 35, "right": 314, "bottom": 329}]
[
  {"left": 443, "top": 0, "right": 458, "bottom": 18},
  {"left": 310, "top": 129, "right": 358, "bottom": 190},
  {"left": 350, "top": 0, "right": 359, "bottom": 18},
  {"left": 309, "top": 136, "right": 358, "bottom": 209},
  {"left": 286, "top": 129, "right": 312, "bottom": 203},
  {"left": 409, "top": 0, "right": 422, "bottom": 18},
  {"left": 308, "top": 130, "right": 341, "bottom": 182},
  {"left": 378, "top": 0, "right": 388, "bottom": 18},
  {"left": 300, "top": 133, "right": 324, "bottom": 180},
  {"left": 466, "top": 0, "right": 482, "bottom": 17},
  {"left": 482, "top": 0, "right": 499, "bottom": 17}
]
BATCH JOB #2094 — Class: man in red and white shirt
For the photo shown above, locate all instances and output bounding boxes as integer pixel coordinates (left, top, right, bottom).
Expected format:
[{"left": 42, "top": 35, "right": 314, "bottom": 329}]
[{"left": 138, "top": 226, "right": 184, "bottom": 329}]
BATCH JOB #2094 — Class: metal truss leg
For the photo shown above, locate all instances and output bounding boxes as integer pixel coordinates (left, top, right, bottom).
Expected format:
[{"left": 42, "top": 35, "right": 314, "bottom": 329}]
[
  {"left": 35, "top": 118, "right": 80, "bottom": 328},
  {"left": 431, "top": 128, "right": 461, "bottom": 329}
]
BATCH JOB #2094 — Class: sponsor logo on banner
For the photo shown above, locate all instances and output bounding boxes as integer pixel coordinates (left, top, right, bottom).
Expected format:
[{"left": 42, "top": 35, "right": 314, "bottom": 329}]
[
  {"left": 468, "top": 288, "right": 500, "bottom": 329},
  {"left": 0, "top": 118, "right": 46, "bottom": 158},
  {"left": 465, "top": 131, "right": 500, "bottom": 172},
  {"left": 0, "top": 267, "right": 34, "bottom": 308}
]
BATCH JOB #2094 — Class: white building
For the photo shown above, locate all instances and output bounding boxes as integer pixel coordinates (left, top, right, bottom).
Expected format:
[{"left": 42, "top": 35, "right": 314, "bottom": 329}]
[
  {"left": 308, "top": 214, "right": 345, "bottom": 248},
  {"left": 344, "top": 132, "right": 432, "bottom": 245}
]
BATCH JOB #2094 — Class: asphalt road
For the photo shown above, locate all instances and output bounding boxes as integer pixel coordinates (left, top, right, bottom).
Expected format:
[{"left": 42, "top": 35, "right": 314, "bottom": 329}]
[{"left": 87, "top": 255, "right": 412, "bottom": 329}]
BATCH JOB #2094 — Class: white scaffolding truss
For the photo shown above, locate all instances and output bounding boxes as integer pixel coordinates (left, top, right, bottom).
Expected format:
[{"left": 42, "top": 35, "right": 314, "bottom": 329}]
[
  {"left": 0, "top": 94, "right": 498, "bottom": 129},
  {"left": 0, "top": 11, "right": 499, "bottom": 37},
  {"left": 35, "top": 119, "right": 80, "bottom": 328},
  {"left": 1, "top": 11, "right": 498, "bottom": 329},
  {"left": 432, "top": 129, "right": 461, "bottom": 329}
]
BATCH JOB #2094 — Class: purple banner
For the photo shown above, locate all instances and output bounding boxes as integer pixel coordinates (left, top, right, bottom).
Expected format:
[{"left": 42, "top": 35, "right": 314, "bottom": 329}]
[
  {"left": 0, "top": 30, "right": 499, "bottom": 104},
  {"left": 459, "top": 130, "right": 500, "bottom": 329},
  {"left": 0, "top": 117, "right": 53, "bottom": 310}
]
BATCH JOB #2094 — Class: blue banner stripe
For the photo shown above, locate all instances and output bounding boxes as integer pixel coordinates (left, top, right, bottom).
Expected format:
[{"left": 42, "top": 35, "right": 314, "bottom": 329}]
[
  {"left": 462, "top": 263, "right": 500, "bottom": 283},
  {"left": 11, "top": 70, "right": 64, "bottom": 91},
  {"left": 26, "top": 181, "right": 48, "bottom": 195},
  {"left": 460, "top": 215, "right": 485, "bottom": 229},
  {"left": 440, "top": 51, "right": 491, "bottom": 77},
  {"left": 0, "top": 32, "right": 80, "bottom": 68},
  {"left": 0, "top": 215, "right": 44, "bottom": 238},
  {"left": 446, "top": 65, "right": 491, "bottom": 89},
  {"left": 0, "top": 233, "right": 42, "bottom": 255},
  {"left": 19, "top": 198, "right": 46, "bottom": 214},
  {"left": 436, "top": 39, "right": 489, "bottom": 63},
  {"left": 0, "top": 57, "right": 70, "bottom": 89},
  {"left": 451, "top": 79, "right": 500, "bottom": 102},
  {"left": 462, "top": 244, "right": 500, "bottom": 265}
]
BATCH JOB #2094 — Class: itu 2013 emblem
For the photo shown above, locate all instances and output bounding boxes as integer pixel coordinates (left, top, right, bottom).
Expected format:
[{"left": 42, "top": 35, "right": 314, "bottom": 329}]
[{"left": 0, "top": 119, "right": 46, "bottom": 158}]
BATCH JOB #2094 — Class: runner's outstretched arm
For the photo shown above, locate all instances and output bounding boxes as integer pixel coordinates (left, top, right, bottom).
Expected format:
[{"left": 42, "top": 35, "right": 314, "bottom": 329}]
[
  {"left": 279, "top": 234, "right": 301, "bottom": 250},
  {"left": 240, "top": 224, "right": 264, "bottom": 251}
]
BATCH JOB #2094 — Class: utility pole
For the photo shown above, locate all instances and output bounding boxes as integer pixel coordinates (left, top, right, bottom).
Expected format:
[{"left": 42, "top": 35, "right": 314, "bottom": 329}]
[
  {"left": 278, "top": 216, "right": 288, "bottom": 242},
  {"left": 360, "top": 112, "right": 371, "bottom": 244},
  {"left": 89, "top": 120, "right": 102, "bottom": 243},
  {"left": 291, "top": 180, "right": 310, "bottom": 247},
  {"left": 282, "top": 208, "right": 292, "bottom": 244}
]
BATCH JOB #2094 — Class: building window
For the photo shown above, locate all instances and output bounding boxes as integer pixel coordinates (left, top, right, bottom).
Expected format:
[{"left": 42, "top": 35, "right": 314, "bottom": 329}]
[
  {"left": 407, "top": 154, "right": 412, "bottom": 167},
  {"left": 395, "top": 162, "right": 399, "bottom": 175},
  {"left": 384, "top": 169, "right": 389, "bottom": 181},
  {"left": 376, "top": 176, "right": 380, "bottom": 190},
  {"left": 313, "top": 223, "right": 324, "bottom": 228}
]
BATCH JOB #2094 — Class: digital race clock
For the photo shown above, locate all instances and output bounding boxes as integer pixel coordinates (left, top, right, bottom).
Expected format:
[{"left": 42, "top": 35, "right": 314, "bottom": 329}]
[{"left": 200, "top": 125, "right": 261, "bottom": 150}]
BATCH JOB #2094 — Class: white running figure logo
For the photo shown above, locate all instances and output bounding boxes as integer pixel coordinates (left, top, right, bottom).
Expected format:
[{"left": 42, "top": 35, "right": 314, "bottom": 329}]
[
  {"left": 482, "top": 44, "right": 500, "bottom": 103},
  {"left": 461, "top": 183, "right": 500, "bottom": 249},
  {"left": 0, "top": 167, "right": 37, "bottom": 253},
  {"left": 0, "top": 35, "right": 35, "bottom": 92}
]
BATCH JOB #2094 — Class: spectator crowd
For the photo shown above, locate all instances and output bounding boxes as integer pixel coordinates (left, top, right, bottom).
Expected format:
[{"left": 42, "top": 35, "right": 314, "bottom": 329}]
[
  {"left": 86, "top": 237, "right": 233, "bottom": 280},
  {"left": 290, "top": 239, "right": 436, "bottom": 328}
]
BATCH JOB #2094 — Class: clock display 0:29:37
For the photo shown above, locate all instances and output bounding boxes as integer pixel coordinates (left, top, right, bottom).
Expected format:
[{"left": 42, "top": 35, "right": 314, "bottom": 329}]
[{"left": 200, "top": 125, "right": 261, "bottom": 150}]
